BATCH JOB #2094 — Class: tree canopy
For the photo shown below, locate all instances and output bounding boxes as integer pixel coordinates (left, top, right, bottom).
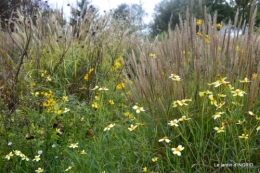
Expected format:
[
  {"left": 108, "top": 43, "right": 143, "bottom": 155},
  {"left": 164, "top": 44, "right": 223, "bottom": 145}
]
[
  {"left": 0, "top": 0, "right": 49, "bottom": 29},
  {"left": 150, "top": 0, "right": 260, "bottom": 37},
  {"left": 113, "top": 3, "right": 147, "bottom": 32}
]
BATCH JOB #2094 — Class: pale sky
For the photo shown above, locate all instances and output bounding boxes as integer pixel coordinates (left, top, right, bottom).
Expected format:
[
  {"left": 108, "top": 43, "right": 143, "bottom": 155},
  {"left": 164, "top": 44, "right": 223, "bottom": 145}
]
[{"left": 49, "top": 0, "right": 162, "bottom": 23}]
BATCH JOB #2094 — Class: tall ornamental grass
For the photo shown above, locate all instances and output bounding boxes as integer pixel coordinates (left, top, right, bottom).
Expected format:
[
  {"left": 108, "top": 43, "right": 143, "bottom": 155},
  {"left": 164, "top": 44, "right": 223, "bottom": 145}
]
[{"left": 1, "top": 1, "right": 260, "bottom": 173}]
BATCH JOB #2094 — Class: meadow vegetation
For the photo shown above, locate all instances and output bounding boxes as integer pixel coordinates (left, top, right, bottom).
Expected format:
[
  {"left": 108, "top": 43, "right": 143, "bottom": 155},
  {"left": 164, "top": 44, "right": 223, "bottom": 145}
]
[{"left": 1, "top": 3, "right": 260, "bottom": 173}]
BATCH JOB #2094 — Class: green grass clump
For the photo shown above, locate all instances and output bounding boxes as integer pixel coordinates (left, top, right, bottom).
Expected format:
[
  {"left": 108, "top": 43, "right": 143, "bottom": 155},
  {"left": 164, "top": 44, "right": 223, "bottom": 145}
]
[{"left": 1, "top": 3, "right": 260, "bottom": 173}]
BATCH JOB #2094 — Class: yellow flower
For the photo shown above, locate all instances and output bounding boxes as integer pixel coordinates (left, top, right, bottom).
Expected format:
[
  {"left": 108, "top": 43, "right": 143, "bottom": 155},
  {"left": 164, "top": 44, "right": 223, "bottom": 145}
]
[
  {"left": 208, "top": 95, "right": 217, "bottom": 105},
  {"left": 231, "top": 89, "right": 246, "bottom": 97},
  {"left": 33, "top": 155, "right": 41, "bottom": 162},
  {"left": 215, "top": 101, "right": 225, "bottom": 109},
  {"left": 46, "top": 76, "right": 51, "bottom": 81},
  {"left": 197, "top": 32, "right": 203, "bottom": 37},
  {"left": 212, "top": 112, "right": 224, "bottom": 120},
  {"left": 30, "top": 82, "right": 36, "bottom": 88},
  {"left": 80, "top": 150, "right": 86, "bottom": 155},
  {"left": 173, "top": 99, "right": 191, "bottom": 107},
  {"left": 136, "top": 122, "right": 145, "bottom": 126},
  {"left": 216, "top": 23, "right": 222, "bottom": 28},
  {"left": 252, "top": 73, "right": 257, "bottom": 79},
  {"left": 125, "top": 112, "right": 136, "bottom": 120},
  {"left": 5, "top": 152, "right": 13, "bottom": 160},
  {"left": 171, "top": 145, "right": 184, "bottom": 156},
  {"left": 214, "top": 126, "right": 225, "bottom": 133},
  {"left": 196, "top": 19, "right": 203, "bottom": 25},
  {"left": 178, "top": 116, "right": 191, "bottom": 121},
  {"left": 84, "top": 74, "right": 89, "bottom": 81},
  {"left": 41, "top": 71, "right": 46, "bottom": 77},
  {"left": 205, "top": 37, "right": 210, "bottom": 44},
  {"left": 111, "top": 58, "right": 122, "bottom": 71},
  {"left": 152, "top": 157, "right": 158, "bottom": 162},
  {"left": 208, "top": 77, "right": 229, "bottom": 87},
  {"left": 104, "top": 123, "right": 115, "bottom": 131},
  {"left": 91, "top": 86, "right": 99, "bottom": 90},
  {"left": 116, "top": 83, "right": 125, "bottom": 90},
  {"left": 158, "top": 136, "right": 171, "bottom": 143},
  {"left": 63, "top": 108, "right": 70, "bottom": 113},
  {"left": 69, "top": 143, "right": 78, "bottom": 148},
  {"left": 35, "top": 168, "right": 44, "bottom": 173},
  {"left": 217, "top": 46, "right": 222, "bottom": 51},
  {"left": 14, "top": 150, "right": 23, "bottom": 156},
  {"left": 143, "top": 167, "right": 147, "bottom": 172},
  {"left": 98, "top": 86, "right": 109, "bottom": 91},
  {"left": 239, "top": 134, "right": 248, "bottom": 139},
  {"left": 128, "top": 124, "right": 137, "bottom": 131},
  {"left": 217, "top": 94, "right": 226, "bottom": 97},
  {"left": 92, "top": 102, "right": 99, "bottom": 109},
  {"left": 62, "top": 96, "right": 68, "bottom": 102},
  {"left": 133, "top": 105, "right": 145, "bottom": 113},
  {"left": 56, "top": 128, "right": 63, "bottom": 135},
  {"left": 149, "top": 53, "right": 156, "bottom": 58},
  {"left": 34, "top": 92, "right": 40, "bottom": 97},
  {"left": 88, "top": 68, "right": 94, "bottom": 73},
  {"left": 169, "top": 74, "right": 181, "bottom": 81},
  {"left": 239, "top": 77, "right": 250, "bottom": 83},
  {"left": 168, "top": 119, "right": 179, "bottom": 127},
  {"left": 248, "top": 111, "right": 255, "bottom": 116},
  {"left": 115, "top": 58, "right": 122, "bottom": 67},
  {"left": 55, "top": 110, "right": 62, "bottom": 115},
  {"left": 65, "top": 166, "right": 73, "bottom": 171},
  {"left": 199, "top": 90, "right": 212, "bottom": 97},
  {"left": 226, "top": 84, "right": 234, "bottom": 90},
  {"left": 256, "top": 126, "right": 260, "bottom": 132},
  {"left": 21, "top": 155, "right": 30, "bottom": 161},
  {"left": 236, "top": 119, "right": 245, "bottom": 124},
  {"left": 109, "top": 100, "right": 114, "bottom": 105}
]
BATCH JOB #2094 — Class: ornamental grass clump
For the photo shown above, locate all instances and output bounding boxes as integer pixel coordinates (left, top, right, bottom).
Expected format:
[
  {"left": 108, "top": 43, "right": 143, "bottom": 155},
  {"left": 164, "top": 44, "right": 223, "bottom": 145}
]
[{"left": 1, "top": 1, "right": 260, "bottom": 173}]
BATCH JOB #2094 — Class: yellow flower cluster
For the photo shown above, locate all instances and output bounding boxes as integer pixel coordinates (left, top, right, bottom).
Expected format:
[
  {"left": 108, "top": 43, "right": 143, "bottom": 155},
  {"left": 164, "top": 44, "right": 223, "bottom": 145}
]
[
  {"left": 84, "top": 68, "right": 94, "bottom": 81},
  {"left": 5, "top": 150, "right": 30, "bottom": 161},
  {"left": 30, "top": 82, "right": 36, "bottom": 88},
  {"left": 124, "top": 111, "right": 136, "bottom": 120},
  {"left": 149, "top": 53, "right": 156, "bottom": 58},
  {"left": 42, "top": 90, "right": 55, "bottom": 112},
  {"left": 110, "top": 58, "right": 122, "bottom": 71},
  {"left": 196, "top": 19, "right": 203, "bottom": 25},
  {"left": 41, "top": 70, "right": 52, "bottom": 82},
  {"left": 91, "top": 102, "right": 99, "bottom": 109},
  {"left": 173, "top": 99, "right": 192, "bottom": 107},
  {"left": 116, "top": 83, "right": 125, "bottom": 90},
  {"left": 41, "top": 91, "right": 69, "bottom": 114},
  {"left": 212, "top": 23, "right": 222, "bottom": 29},
  {"left": 196, "top": 32, "right": 210, "bottom": 44}
]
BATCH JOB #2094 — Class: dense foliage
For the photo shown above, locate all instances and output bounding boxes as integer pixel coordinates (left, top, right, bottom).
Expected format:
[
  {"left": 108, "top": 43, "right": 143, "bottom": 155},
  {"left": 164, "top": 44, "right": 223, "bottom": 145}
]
[
  {"left": 150, "top": 0, "right": 260, "bottom": 37},
  {"left": 1, "top": 1, "right": 260, "bottom": 173}
]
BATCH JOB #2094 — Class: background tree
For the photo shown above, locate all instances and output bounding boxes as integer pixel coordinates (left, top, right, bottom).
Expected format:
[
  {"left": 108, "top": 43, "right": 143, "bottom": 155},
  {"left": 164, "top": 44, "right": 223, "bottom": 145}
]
[
  {"left": 149, "top": 0, "right": 260, "bottom": 37},
  {"left": 150, "top": 0, "right": 198, "bottom": 37},
  {"left": 113, "top": 3, "right": 147, "bottom": 32},
  {"left": 205, "top": 0, "right": 235, "bottom": 23},
  {"left": 0, "top": 0, "right": 49, "bottom": 29}
]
